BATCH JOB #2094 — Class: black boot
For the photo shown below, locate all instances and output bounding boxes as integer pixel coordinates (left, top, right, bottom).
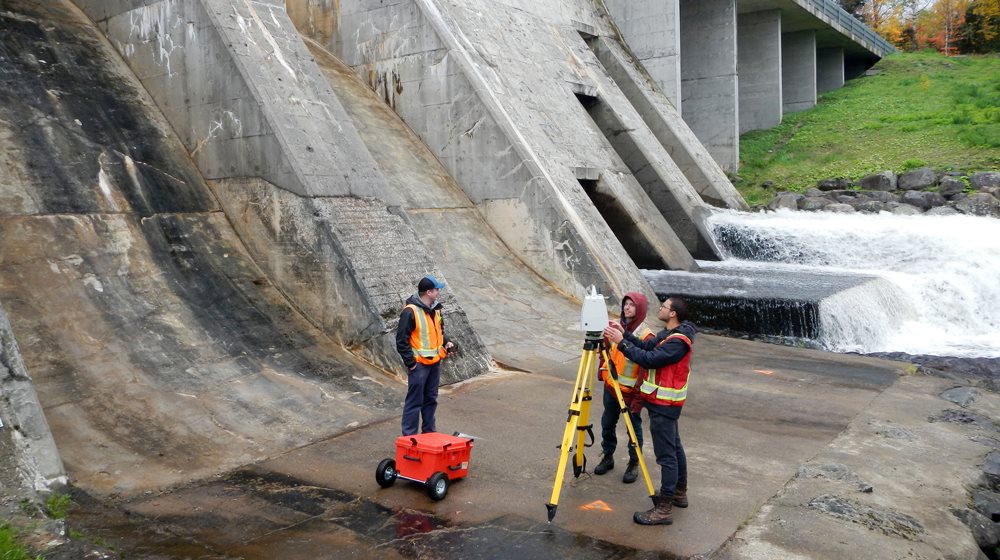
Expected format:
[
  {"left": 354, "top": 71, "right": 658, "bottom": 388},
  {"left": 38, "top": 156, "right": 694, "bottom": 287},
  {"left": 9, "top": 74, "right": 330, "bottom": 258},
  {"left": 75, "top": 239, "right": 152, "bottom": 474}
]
[
  {"left": 622, "top": 459, "right": 639, "bottom": 484},
  {"left": 634, "top": 494, "right": 673, "bottom": 525},
  {"left": 594, "top": 453, "right": 614, "bottom": 475}
]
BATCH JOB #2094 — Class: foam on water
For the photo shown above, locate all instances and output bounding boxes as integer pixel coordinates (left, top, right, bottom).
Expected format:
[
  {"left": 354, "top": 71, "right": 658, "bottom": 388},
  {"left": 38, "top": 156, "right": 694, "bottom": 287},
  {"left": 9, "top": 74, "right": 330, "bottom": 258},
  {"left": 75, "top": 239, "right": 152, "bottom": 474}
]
[{"left": 706, "top": 208, "right": 1000, "bottom": 358}]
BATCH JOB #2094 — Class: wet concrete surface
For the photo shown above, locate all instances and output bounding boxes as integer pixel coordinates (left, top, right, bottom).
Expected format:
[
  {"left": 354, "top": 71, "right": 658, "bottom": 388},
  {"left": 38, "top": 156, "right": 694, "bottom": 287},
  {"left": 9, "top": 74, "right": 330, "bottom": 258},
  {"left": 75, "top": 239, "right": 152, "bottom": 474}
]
[{"left": 67, "top": 467, "right": 674, "bottom": 559}]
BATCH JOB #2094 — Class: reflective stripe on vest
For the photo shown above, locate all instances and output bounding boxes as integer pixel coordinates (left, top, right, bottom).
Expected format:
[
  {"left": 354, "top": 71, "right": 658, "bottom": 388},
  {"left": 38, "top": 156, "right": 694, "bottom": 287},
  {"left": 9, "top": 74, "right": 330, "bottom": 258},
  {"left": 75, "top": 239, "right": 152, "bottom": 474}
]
[
  {"left": 607, "top": 324, "right": 654, "bottom": 391},
  {"left": 640, "top": 332, "right": 692, "bottom": 407},
  {"left": 406, "top": 304, "right": 446, "bottom": 365}
]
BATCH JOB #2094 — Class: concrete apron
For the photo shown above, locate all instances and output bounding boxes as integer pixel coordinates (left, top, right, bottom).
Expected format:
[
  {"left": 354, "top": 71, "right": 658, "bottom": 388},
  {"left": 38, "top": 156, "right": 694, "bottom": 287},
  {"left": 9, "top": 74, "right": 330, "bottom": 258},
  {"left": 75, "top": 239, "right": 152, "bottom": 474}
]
[{"left": 67, "top": 331, "right": 993, "bottom": 558}]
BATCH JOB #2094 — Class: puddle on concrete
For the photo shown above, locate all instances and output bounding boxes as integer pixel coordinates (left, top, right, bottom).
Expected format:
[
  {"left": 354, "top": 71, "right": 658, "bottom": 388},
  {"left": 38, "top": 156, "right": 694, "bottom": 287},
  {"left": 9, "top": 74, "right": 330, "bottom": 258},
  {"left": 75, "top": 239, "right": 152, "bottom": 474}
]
[{"left": 67, "top": 469, "right": 676, "bottom": 559}]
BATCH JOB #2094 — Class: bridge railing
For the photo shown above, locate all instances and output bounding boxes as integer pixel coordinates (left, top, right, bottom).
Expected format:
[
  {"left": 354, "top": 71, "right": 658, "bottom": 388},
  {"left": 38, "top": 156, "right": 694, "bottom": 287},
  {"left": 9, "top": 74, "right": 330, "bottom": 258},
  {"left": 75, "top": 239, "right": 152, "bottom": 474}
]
[{"left": 801, "top": 0, "right": 897, "bottom": 56}]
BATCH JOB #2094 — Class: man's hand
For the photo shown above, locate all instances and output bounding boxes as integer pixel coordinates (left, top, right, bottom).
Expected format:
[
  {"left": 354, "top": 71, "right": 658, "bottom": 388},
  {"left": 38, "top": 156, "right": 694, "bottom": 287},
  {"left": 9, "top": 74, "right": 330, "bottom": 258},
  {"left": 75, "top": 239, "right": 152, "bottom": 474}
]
[
  {"left": 445, "top": 341, "right": 455, "bottom": 350},
  {"left": 603, "top": 322, "right": 624, "bottom": 344},
  {"left": 624, "top": 392, "right": 644, "bottom": 414}
]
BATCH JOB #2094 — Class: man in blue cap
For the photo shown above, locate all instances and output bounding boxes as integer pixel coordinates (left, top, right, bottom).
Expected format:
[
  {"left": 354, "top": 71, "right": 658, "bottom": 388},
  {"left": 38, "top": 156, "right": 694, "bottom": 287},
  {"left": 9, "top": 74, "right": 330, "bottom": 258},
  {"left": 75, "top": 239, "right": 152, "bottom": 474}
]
[{"left": 396, "top": 275, "right": 454, "bottom": 435}]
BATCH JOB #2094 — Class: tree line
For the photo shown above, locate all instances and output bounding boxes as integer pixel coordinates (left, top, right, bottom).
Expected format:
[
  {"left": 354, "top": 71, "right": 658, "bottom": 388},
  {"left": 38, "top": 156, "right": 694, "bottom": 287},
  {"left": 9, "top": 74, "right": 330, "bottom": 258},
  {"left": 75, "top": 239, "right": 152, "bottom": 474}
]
[{"left": 840, "top": 0, "right": 1000, "bottom": 54}]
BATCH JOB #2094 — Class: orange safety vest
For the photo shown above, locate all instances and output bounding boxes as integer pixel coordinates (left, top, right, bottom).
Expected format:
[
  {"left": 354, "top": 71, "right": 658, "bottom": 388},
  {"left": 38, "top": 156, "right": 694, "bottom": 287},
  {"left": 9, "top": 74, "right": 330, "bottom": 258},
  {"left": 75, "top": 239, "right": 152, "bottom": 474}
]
[
  {"left": 406, "top": 304, "right": 446, "bottom": 365},
  {"left": 639, "top": 333, "right": 692, "bottom": 407},
  {"left": 604, "top": 324, "right": 655, "bottom": 394}
]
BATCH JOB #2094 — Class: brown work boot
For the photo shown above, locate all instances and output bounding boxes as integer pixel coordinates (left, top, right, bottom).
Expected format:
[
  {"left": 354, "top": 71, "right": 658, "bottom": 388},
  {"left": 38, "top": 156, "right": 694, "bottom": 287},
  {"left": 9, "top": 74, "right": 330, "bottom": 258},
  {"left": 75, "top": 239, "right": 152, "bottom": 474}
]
[
  {"left": 633, "top": 494, "right": 673, "bottom": 525},
  {"left": 672, "top": 484, "right": 688, "bottom": 508}
]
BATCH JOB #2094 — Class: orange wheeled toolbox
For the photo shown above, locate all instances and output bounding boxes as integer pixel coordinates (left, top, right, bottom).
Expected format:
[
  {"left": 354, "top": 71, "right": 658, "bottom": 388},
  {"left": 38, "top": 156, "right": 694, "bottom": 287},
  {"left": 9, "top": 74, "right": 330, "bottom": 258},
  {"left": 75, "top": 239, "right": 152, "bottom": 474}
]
[{"left": 375, "top": 432, "right": 474, "bottom": 501}]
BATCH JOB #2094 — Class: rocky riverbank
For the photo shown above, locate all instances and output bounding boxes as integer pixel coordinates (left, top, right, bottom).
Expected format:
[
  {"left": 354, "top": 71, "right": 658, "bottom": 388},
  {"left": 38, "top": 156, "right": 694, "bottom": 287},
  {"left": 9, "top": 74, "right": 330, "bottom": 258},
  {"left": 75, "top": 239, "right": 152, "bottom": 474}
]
[{"left": 762, "top": 169, "right": 1000, "bottom": 217}]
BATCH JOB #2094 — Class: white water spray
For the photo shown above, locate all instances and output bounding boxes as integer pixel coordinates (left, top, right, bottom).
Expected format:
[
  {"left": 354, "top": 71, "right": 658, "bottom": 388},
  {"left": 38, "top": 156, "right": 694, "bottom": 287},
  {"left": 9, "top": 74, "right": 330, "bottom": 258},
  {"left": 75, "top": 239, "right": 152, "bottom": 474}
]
[{"left": 706, "top": 209, "right": 1000, "bottom": 358}]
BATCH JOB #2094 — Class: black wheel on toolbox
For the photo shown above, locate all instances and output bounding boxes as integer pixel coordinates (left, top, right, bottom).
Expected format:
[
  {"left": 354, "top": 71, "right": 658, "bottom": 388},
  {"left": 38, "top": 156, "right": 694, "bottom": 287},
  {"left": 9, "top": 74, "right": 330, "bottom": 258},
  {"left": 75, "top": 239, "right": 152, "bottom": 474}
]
[
  {"left": 376, "top": 458, "right": 397, "bottom": 488},
  {"left": 427, "top": 472, "right": 449, "bottom": 501}
]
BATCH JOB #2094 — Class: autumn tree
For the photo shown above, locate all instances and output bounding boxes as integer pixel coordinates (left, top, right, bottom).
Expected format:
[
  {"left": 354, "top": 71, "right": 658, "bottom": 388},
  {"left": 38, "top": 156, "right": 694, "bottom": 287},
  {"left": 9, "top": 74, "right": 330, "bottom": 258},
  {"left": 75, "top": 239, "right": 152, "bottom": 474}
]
[{"left": 962, "top": 0, "right": 1000, "bottom": 51}]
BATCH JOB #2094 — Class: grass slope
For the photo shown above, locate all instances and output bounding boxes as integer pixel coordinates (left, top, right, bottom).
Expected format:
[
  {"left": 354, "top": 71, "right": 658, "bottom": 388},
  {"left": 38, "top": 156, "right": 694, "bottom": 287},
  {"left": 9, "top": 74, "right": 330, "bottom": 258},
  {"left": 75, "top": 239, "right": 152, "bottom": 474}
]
[{"left": 737, "top": 52, "right": 1000, "bottom": 206}]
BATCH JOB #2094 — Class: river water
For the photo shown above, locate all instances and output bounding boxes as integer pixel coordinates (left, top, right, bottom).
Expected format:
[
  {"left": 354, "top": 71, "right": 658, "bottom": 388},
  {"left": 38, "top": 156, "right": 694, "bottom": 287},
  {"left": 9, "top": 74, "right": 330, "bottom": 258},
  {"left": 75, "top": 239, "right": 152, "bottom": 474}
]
[{"left": 703, "top": 208, "right": 1000, "bottom": 359}]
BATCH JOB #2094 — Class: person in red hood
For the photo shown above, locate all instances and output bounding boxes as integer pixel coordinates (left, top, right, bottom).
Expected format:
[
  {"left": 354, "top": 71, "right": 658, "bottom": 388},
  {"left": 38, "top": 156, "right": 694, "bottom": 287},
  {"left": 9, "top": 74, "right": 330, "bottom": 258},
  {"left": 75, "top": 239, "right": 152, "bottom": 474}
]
[{"left": 593, "top": 292, "right": 655, "bottom": 484}]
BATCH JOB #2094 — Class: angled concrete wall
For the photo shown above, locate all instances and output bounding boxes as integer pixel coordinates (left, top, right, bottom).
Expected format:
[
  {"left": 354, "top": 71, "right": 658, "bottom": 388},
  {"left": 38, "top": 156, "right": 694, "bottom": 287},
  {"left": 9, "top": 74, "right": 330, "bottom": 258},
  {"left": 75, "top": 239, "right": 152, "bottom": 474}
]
[
  {"left": 817, "top": 47, "right": 845, "bottom": 94},
  {"left": 603, "top": 0, "right": 681, "bottom": 109},
  {"left": 738, "top": 9, "right": 782, "bottom": 134},
  {"left": 328, "top": 0, "right": 720, "bottom": 297},
  {"left": 590, "top": 36, "right": 748, "bottom": 212},
  {"left": 71, "top": 0, "right": 490, "bottom": 381},
  {"left": 679, "top": 0, "right": 739, "bottom": 173},
  {"left": 782, "top": 30, "right": 818, "bottom": 113}
]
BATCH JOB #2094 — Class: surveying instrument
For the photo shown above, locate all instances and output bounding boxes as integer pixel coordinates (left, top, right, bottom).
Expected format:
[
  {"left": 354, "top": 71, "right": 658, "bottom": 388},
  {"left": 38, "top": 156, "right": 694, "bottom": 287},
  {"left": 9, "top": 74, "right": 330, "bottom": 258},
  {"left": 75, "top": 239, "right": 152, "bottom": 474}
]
[{"left": 545, "top": 286, "right": 655, "bottom": 522}]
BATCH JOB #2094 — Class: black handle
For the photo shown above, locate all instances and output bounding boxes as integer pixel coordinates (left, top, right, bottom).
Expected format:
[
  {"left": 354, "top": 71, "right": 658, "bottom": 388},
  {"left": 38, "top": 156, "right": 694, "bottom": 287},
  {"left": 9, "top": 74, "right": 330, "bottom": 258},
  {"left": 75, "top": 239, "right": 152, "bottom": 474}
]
[{"left": 403, "top": 454, "right": 420, "bottom": 462}]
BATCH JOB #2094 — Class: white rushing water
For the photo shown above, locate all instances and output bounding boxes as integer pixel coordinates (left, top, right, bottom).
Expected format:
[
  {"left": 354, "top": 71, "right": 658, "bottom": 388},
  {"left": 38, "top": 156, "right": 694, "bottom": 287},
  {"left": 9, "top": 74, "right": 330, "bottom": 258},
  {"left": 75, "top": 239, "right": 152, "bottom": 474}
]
[{"left": 706, "top": 209, "right": 1000, "bottom": 358}]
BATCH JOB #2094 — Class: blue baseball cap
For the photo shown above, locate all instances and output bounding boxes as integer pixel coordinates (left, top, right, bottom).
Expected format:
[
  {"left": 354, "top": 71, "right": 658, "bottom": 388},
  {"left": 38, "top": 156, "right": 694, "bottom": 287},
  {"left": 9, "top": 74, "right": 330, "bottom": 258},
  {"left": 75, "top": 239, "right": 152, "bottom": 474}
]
[{"left": 418, "top": 275, "right": 445, "bottom": 292}]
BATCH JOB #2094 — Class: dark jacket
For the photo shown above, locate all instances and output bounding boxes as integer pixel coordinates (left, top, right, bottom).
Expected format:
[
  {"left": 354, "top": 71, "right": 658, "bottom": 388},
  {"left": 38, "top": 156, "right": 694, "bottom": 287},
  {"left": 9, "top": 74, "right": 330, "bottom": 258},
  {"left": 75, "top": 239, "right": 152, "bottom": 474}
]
[
  {"left": 615, "top": 321, "right": 695, "bottom": 371},
  {"left": 395, "top": 294, "right": 449, "bottom": 369}
]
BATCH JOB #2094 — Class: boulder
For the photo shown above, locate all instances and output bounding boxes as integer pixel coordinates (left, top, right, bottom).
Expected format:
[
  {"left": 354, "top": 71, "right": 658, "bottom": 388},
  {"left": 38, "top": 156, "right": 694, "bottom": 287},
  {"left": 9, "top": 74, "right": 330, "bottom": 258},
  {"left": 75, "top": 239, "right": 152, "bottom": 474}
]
[
  {"left": 952, "top": 508, "right": 1000, "bottom": 553},
  {"left": 938, "top": 176, "right": 966, "bottom": 197},
  {"left": 825, "top": 203, "right": 856, "bottom": 213},
  {"left": 886, "top": 202, "right": 923, "bottom": 215},
  {"left": 858, "top": 171, "right": 897, "bottom": 191},
  {"left": 955, "top": 193, "right": 1000, "bottom": 217},
  {"left": 950, "top": 192, "right": 969, "bottom": 202},
  {"left": 970, "top": 171, "right": 1000, "bottom": 190},
  {"left": 768, "top": 192, "right": 802, "bottom": 211},
  {"left": 799, "top": 196, "right": 832, "bottom": 211},
  {"left": 926, "top": 206, "right": 959, "bottom": 216},
  {"left": 865, "top": 190, "right": 897, "bottom": 203},
  {"left": 856, "top": 200, "right": 887, "bottom": 213},
  {"left": 804, "top": 187, "right": 824, "bottom": 197},
  {"left": 898, "top": 167, "right": 938, "bottom": 190},
  {"left": 817, "top": 177, "right": 853, "bottom": 191},
  {"left": 973, "top": 489, "right": 1000, "bottom": 520},
  {"left": 901, "top": 190, "right": 946, "bottom": 210}
]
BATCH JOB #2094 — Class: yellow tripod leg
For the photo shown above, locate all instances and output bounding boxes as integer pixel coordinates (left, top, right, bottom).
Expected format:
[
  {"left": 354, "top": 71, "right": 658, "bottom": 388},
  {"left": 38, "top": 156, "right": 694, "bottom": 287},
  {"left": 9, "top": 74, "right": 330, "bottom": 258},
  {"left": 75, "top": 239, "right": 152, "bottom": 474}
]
[
  {"left": 573, "top": 347, "right": 598, "bottom": 478},
  {"left": 601, "top": 348, "right": 655, "bottom": 498},
  {"left": 546, "top": 345, "right": 592, "bottom": 521}
]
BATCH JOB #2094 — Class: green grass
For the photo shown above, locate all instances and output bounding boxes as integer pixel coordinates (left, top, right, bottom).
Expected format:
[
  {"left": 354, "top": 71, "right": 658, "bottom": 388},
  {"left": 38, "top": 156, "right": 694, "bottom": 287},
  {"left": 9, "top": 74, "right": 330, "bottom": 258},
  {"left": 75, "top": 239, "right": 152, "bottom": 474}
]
[
  {"left": 0, "top": 525, "right": 42, "bottom": 560},
  {"left": 737, "top": 52, "right": 1000, "bottom": 206},
  {"left": 44, "top": 494, "right": 72, "bottom": 521}
]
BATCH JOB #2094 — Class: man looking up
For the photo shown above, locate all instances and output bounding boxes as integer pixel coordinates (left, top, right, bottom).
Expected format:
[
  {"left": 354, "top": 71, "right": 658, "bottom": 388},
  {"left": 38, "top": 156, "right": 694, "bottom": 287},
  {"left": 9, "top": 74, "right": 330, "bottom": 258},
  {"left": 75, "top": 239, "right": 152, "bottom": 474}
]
[
  {"left": 604, "top": 297, "right": 695, "bottom": 526},
  {"left": 593, "top": 292, "right": 655, "bottom": 484},
  {"left": 396, "top": 275, "right": 454, "bottom": 436}
]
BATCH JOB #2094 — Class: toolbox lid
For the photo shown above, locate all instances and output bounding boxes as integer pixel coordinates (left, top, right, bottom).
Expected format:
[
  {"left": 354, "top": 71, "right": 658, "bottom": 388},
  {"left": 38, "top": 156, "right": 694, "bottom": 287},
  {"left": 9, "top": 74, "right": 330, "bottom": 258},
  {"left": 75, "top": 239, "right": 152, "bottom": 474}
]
[{"left": 396, "top": 432, "right": 472, "bottom": 452}]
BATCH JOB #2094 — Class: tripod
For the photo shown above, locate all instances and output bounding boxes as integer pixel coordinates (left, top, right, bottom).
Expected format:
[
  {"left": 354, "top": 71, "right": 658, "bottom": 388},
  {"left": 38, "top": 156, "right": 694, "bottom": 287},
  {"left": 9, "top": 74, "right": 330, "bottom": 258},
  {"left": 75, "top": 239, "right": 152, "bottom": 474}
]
[{"left": 545, "top": 330, "right": 654, "bottom": 522}]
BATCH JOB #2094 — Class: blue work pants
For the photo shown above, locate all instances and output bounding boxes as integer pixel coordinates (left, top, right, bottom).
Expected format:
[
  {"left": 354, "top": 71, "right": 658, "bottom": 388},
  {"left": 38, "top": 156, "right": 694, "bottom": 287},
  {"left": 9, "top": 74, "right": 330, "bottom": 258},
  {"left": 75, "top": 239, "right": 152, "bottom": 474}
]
[
  {"left": 600, "top": 389, "right": 644, "bottom": 461},
  {"left": 402, "top": 361, "right": 440, "bottom": 435},
  {"left": 645, "top": 402, "right": 686, "bottom": 496}
]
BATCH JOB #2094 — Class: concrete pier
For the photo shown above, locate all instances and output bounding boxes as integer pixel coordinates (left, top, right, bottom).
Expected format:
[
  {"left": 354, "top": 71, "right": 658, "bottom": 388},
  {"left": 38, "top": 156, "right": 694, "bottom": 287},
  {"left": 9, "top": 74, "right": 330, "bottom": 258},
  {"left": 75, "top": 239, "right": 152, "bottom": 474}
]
[
  {"left": 782, "top": 30, "right": 818, "bottom": 113},
  {"left": 817, "top": 47, "right": 846, "bottom": 94},
  {"left": 738, "top": 9, "right": 783, "bottom": 133},
  {"left": 680, "top": 0, "right": 739, "bottom": 173}
]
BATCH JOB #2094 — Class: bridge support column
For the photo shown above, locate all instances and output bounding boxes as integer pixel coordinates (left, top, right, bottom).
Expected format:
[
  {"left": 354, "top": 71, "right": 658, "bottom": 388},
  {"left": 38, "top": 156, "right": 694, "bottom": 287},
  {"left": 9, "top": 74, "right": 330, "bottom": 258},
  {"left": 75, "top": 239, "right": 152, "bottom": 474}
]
[
  {"left": 680, "top": 0, "right": 738, "bottom": 173},
  {"left": 737, "top": 9, "right": 782, "bottom": 133},
  {"left": 817, "top": 47, "right": 845, "bottom": 94},
  {"left": 781, "top": 30, "right": 817, "bottom": 113},
  {"left": 603, "top": 0, "right": 681, "bottom": 109}
]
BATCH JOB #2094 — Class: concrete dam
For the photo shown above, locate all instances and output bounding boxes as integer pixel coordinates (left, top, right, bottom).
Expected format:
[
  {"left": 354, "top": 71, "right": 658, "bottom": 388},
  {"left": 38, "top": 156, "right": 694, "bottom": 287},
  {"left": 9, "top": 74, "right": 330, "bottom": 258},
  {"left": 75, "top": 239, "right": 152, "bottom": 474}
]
[{"left": 4, "top": 1, "right": 945, "bottom": 558}]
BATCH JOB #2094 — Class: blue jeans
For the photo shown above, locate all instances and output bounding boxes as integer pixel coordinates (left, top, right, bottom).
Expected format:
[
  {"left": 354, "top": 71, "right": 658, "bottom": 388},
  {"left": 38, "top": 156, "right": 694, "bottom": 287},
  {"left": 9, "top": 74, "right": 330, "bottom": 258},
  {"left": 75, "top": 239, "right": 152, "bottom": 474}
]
[
  {"left": 645, "top": 402, "right": 686, "bottom": 496},
  {"left": 402, "top": 362, "right": 440, "bottom": 435},
  {"left": 600, "top": 389, "right": 643, "bottom": 461}
]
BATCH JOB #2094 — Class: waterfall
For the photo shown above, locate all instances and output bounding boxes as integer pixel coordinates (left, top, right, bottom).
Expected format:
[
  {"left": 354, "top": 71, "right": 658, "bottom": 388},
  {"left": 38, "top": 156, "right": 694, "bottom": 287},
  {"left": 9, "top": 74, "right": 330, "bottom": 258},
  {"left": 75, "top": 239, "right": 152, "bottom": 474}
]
[{"left": 705, "top": 209, "right": 1000, "bottom": 358}]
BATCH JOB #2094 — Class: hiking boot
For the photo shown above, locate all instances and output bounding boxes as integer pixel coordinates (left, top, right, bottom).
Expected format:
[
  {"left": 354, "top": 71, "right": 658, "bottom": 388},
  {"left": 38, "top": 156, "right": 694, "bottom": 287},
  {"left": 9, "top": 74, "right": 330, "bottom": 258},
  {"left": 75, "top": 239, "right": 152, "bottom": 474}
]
[
  {"left": 622, "top": 459, "right": 639, "bottom": 484},
  {"left": 593, "top": 453, "right": 614, "bottom": 475},
  {"left": 672, "top": 484, "right": 688, "bottom": 508},
  {"left": 633, "top": 494, "right": 673, "bottom": 525}
]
